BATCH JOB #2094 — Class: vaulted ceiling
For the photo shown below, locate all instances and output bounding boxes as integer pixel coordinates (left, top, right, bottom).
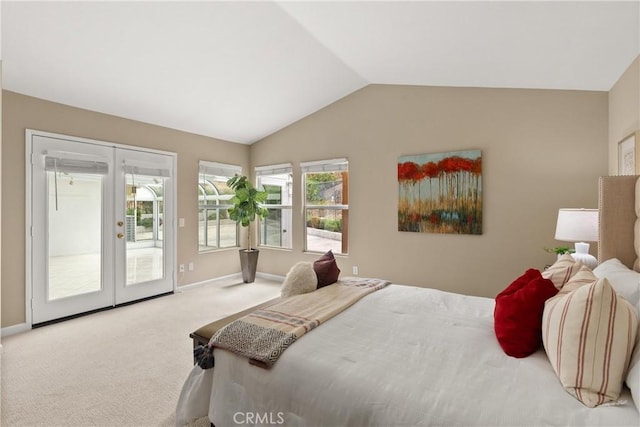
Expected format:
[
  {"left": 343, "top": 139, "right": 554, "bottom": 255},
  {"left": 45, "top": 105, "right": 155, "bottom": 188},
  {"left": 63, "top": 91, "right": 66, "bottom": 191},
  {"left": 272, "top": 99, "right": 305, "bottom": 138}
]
[{"left": 2, "top": 1, "right": 639, "bottom": 144}]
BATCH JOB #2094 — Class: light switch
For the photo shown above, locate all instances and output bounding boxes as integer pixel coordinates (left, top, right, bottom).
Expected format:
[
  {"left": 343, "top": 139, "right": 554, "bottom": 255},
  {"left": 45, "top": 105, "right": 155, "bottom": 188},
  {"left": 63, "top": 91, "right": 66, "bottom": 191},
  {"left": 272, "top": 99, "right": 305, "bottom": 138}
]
[{"left": 179, "top": 218, "right": 185, "bottom": 227}]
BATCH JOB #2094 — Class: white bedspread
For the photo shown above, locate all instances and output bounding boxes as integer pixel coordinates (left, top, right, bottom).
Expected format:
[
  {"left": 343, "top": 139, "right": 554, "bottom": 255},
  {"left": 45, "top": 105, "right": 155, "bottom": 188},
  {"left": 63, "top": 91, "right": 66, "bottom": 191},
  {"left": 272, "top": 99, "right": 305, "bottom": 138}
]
[{"left": 176, "top": 284, "right": 640, "bottom": 426}]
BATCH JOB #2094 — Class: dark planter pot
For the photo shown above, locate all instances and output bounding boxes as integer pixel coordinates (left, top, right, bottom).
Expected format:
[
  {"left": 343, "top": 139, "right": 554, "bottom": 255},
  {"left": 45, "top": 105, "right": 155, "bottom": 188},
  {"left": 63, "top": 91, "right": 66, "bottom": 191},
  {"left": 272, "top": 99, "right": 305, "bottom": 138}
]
[{"left": 239, "top": 249, "right": 259, "bottom": 283}]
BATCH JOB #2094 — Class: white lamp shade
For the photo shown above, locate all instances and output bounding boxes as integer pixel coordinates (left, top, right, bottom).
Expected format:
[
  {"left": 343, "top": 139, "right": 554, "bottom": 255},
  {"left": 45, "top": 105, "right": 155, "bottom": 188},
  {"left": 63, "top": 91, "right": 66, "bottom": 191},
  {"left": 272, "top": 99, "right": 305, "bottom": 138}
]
[{"left": 554, "top": 208, "right": 599, "bottom": 242}]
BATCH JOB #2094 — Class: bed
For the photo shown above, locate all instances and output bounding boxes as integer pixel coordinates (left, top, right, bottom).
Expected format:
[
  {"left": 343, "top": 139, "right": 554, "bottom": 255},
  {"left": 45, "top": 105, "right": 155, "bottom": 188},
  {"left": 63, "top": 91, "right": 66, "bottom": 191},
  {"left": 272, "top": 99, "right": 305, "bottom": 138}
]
[{"left": 176, "top": 175, "right": 640, "bottom": 426}]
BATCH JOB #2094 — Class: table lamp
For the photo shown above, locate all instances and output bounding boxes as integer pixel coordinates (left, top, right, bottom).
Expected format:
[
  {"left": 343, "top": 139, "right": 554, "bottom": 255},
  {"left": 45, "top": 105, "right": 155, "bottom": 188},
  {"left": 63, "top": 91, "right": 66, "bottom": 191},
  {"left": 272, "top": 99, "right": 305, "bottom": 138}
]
[{"left": 554, "top": 208, "right": 599, "bottom": 268}]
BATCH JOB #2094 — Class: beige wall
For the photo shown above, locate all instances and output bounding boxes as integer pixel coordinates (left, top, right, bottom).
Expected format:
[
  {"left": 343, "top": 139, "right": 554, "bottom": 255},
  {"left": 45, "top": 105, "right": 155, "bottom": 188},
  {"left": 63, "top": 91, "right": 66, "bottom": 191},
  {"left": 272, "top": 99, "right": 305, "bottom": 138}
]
[
  {"left": 0, "top": 64, "right": 3, "bottom": 338},
  {"left": 609, "top": 56, "right": 640, "bottom": 174},
  {"left": 0, "top": 84, "right": 613, "bottom": 327},
  {"left": 1, "top": 91, "right": 250, "bottom": 327},
  {"left": 250, "top": 85, "right": 609, "bottom": 298}
]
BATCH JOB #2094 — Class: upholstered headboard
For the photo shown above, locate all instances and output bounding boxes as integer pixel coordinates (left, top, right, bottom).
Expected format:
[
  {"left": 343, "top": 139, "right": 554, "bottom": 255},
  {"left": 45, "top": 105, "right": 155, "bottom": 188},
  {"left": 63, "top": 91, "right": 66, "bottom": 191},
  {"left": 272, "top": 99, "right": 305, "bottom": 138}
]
[{"left": 598, "top": 175, "right": 639, "bottom": 270}]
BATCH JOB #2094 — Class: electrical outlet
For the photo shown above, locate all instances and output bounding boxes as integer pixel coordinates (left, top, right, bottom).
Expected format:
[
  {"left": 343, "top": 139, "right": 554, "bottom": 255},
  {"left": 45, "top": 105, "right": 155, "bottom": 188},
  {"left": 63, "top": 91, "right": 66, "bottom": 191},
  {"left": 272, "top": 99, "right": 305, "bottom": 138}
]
[
  {"left": 352, "top": 266, "right": 359, "bottom": 275},
  {"left": 188, "top": 262, "right": 194, "bottom": 271},
  {"left": 179, "top": 264, "right": 185, "bottom": 273}
]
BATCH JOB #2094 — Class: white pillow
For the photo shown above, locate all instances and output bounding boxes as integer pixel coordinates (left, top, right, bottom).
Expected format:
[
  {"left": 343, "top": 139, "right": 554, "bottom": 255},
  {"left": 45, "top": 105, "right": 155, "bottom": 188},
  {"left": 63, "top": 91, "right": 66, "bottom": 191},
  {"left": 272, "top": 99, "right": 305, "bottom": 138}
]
[
  {"left": 593, "top": 258, "right": 640, "bottom": 309},
  {"left": 281, "top": 262, "right": 318, "bottom": 298}
]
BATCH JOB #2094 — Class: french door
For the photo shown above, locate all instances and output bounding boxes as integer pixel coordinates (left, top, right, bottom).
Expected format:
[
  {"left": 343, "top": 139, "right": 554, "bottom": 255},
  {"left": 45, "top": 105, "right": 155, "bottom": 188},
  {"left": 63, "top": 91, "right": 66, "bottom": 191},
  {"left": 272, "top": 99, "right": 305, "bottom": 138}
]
[{"left": 28, "top": 131, "right": 176, "bottom": 324}]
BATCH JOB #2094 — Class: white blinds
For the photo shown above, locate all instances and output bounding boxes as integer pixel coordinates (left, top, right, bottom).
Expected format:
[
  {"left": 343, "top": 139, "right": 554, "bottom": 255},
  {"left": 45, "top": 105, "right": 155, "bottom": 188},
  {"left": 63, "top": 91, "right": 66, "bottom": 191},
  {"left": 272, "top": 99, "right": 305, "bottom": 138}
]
[
  {"left": 123, "top": 164, "right": 171, "bottom": 178},
  {"left": 300, "top": 158, "right": 348, "bottom": 173},
  {"left": 255, "top": 163, "right": 293, "bottom": 176},
  {"left": 199, "top": 161, "right": 241, "bottom": 177},
  {"left": 44, "top": 156, "right": 109, "bottom": 175}
]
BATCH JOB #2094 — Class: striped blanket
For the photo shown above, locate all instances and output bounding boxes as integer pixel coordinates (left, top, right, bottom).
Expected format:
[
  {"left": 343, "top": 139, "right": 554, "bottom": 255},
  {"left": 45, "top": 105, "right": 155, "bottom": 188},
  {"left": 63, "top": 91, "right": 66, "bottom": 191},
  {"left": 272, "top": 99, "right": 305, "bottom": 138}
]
[{"left": 195, "top": 277, "right": 390, "bottom": 369}]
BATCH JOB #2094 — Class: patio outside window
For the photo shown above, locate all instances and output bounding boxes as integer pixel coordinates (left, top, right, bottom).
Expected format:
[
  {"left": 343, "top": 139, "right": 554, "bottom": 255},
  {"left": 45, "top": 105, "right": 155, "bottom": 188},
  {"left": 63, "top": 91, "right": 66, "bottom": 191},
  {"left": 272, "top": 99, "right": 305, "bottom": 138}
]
[{"left": 302, "top": 158, "right": 349, "bottom": 255}]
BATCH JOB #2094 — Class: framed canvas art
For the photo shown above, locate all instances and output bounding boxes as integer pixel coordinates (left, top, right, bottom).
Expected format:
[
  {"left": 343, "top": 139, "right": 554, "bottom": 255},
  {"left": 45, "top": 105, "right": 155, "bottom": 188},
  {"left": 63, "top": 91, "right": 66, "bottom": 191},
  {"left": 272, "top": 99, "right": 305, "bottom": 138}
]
[
  {"left": 618, "top": 132, "right": 639, "bottom": 175},
  {"left": 398, "top": 149, "right": 482, "bottom": 234}
]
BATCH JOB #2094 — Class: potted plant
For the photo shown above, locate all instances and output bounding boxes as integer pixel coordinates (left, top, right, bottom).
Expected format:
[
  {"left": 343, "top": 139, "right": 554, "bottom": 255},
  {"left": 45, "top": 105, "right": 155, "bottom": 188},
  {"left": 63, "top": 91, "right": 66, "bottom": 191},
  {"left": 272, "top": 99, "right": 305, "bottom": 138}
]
[
  {"left": 227, "top": 174, "right": 269, "bottom": 283},
  {"left": 544, "top": 246, "right": 575, "bottom": 259}
]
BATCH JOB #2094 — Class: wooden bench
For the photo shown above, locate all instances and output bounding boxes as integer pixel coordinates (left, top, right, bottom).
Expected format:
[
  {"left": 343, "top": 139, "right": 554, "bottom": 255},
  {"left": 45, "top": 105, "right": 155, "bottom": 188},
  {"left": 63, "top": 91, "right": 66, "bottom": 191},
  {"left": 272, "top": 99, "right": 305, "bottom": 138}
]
[{"left": 190, "top": 297, "right": 281, "bottom": 355}]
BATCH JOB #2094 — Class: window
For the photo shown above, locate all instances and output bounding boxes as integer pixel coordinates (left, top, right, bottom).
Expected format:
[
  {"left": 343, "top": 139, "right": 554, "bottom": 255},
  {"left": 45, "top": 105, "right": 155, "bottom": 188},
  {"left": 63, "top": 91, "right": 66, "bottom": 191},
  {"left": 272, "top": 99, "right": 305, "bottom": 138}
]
[
  {"left": 198, "top": 161, "right": 240, "bottom": 251},
  {"left": 302, "top": 158, "right": 349, "bottom": 254},
  {"left": 256, "top": 163, "right": 293, "bottom": 249}
]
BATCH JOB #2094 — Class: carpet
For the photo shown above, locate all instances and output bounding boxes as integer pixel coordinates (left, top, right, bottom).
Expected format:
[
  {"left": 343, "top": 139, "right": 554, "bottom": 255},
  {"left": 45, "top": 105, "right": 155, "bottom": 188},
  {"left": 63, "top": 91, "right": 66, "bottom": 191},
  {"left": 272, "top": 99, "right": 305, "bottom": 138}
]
[{"left": 1, "top": 276, "right": 281, "bottom": 426}]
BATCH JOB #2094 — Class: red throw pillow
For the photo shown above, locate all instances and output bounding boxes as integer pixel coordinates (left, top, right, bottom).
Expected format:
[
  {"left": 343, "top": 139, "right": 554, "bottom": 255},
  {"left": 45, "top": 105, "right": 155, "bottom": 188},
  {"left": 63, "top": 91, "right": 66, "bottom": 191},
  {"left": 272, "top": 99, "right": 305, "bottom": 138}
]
[
  {"left": 494, "top": 269, "right": 558, "bottom": 358},
  {"left": 495, "top": 268, "right": 541, "bottom": 299},
  {"left": 313, "top": 250, "right": 340, "bottom": 288}
]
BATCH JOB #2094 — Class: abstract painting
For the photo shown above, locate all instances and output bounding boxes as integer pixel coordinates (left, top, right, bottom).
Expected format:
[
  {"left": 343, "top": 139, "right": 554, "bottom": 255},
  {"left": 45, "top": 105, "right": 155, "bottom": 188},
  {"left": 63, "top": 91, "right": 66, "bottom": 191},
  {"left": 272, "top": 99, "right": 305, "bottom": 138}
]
[{"left": 398, "top": 149, "right": 482, "bottom": 234}]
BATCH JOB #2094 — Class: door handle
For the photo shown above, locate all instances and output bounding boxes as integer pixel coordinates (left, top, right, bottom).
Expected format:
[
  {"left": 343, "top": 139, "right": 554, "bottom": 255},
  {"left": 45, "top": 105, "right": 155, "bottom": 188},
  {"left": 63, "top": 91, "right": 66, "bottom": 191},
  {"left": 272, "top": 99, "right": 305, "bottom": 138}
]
[{"left": 117, "top": 233, "right": 125, "bottom": 239}]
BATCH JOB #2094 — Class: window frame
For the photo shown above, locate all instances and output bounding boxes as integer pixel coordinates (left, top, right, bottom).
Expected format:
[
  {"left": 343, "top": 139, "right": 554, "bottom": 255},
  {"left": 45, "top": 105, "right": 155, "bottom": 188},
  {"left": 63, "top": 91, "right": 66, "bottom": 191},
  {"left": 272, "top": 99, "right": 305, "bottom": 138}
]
[
  {"left": 301, "top": 158, "right": 349, "bottom": 255},
  {"left": 197, "top": 161, "right": 240, "bottom": 252}
]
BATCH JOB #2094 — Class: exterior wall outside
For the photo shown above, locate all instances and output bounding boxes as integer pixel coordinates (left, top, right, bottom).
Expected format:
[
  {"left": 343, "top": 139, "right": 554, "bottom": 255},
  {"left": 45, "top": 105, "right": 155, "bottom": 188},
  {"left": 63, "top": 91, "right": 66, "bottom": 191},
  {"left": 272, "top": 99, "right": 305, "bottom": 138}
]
[
  {"left": 609, "top": 56, "right": 640, "bottom": 174},
  {"left": 1, "top": 90, "right": 250, "bottom": 327},
  {"left": 250, "top": 84, "right": 609, "bottom": 299}
]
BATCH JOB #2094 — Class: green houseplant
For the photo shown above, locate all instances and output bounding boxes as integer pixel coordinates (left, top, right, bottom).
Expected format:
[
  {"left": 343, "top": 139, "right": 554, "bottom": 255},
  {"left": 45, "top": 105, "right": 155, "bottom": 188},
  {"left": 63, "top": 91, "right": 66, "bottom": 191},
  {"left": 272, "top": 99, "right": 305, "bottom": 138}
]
[
  {"left": 544, "top": 246, "right": 575, "bottom": 255},
  {"left": 227, "top": 174, "right": 268, "bottom": 283}
]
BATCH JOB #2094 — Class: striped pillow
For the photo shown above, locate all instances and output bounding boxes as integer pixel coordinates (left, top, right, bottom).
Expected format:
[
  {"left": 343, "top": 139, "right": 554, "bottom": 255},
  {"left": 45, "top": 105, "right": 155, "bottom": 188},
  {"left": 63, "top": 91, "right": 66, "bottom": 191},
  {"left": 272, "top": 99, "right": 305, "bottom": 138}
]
[
  {"left": 542, "top": 254, "right": 583, "bottom": 289},
  {"left": 626, "top": 316, "right": 640, "bottom": 412},
  {"left": 557, "top": 265, "right": 596, "bottom": 295},
  {"left": 542, "top": 277, "right": 638, "bottom": 407}
]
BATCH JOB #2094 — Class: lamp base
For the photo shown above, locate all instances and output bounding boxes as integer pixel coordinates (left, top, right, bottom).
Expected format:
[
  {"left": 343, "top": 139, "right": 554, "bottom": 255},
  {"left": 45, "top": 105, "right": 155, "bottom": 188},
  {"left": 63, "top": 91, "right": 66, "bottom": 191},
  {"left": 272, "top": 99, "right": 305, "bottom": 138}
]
[
  {"left": 571, "top": 252, "right": 598, "bottom": 268},
  {"left": 571, "top": 242, "right": 597, "bottom": 268}
]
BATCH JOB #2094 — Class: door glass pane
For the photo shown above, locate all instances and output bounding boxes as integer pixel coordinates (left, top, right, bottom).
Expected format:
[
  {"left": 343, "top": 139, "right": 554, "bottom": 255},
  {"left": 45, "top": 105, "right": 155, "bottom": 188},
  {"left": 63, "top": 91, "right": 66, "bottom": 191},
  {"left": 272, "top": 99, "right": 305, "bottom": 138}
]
[
  {"left": 257, "top": 173, "right": 292, "bottom": 249},
  {"left": 125, "top": 174, "right": 164, "bottom": 285},
  {"left": 261, "top": 208, "right": 283, "bottom": 246},
  {"left": 48, "top": 171, "right": 102, "bottom": 300}
]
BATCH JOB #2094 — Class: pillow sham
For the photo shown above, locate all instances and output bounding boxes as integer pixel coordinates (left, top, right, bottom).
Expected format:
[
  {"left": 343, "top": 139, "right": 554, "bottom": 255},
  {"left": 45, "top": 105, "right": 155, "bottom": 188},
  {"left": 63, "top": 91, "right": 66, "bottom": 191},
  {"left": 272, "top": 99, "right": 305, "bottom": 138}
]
[
  {"left": 313, "top": 250, "right": 340, "bottom": 288},
  {"left": 557, "top": 265, "right": 597, "bottom": 295},
  {"left": 626, "top": 308, "right": 640, "bottom": 413},
  {"left": 494, "top": 269, "right": 558, "bottom": 358},
  {"left": 542, "top": 277, "right": 638, "bottom": 407},
  {"left": 281, "top": 262, "right": 318, "bottom": 298},
  {"left": 593, "top": 258, "right": 640, "bottom": 309},
  {"left": 541, "top": 254, "right": 582, "bottom": 290}
]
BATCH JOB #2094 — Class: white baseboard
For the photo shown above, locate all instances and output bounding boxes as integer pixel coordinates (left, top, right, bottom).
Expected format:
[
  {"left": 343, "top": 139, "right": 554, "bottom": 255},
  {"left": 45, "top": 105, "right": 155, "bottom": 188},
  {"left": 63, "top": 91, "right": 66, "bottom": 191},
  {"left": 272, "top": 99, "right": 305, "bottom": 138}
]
[
  {"left": 2, "top": 273, "right": 285, "bottom": 336},
  {"left": 1, "top": 322, "right": 30, "bottom": 338},
  {"left": 256, "top": 271, "right": 285, "bottom": 282},
  {"left": 176, "top": 271, "right": 284, "bottom": 292},
  {"left": 176, "top": 273, "right": 243, "bottom": 292}
]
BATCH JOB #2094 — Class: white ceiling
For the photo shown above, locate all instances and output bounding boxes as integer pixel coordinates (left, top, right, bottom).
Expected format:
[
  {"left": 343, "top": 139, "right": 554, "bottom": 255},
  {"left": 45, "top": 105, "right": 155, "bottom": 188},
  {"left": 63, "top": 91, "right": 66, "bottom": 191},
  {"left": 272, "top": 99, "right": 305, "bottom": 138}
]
[{"left": 2, "top": 1, "right": 639, "bottom": 144}]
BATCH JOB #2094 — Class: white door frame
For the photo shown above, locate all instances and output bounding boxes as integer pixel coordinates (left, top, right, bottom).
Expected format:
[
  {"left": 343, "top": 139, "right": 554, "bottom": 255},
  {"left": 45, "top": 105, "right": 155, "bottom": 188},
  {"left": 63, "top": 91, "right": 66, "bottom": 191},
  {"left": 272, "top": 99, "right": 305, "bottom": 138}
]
[
  {"left": 30, "top": 135, "right": 116, "bottom": 324},
  {"left": 25, "top": 129, "right": 177, "bottom": 327}
]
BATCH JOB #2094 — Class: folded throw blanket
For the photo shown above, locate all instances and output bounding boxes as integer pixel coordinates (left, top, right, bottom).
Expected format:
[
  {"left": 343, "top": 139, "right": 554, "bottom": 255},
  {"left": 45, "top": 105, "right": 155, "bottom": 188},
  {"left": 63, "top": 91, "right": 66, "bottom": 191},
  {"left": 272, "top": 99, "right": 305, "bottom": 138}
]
[{"left": 195, "top": 277, "right": 390, "bottom": 369}]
